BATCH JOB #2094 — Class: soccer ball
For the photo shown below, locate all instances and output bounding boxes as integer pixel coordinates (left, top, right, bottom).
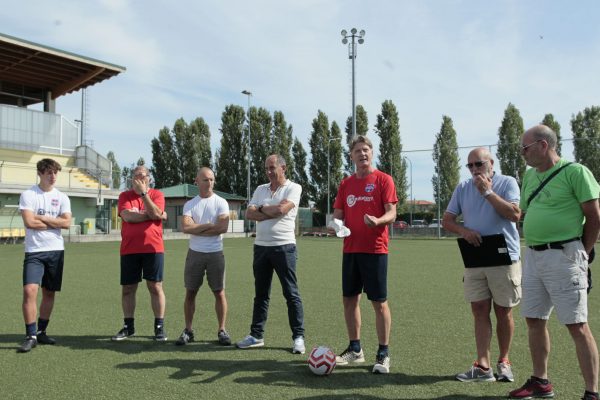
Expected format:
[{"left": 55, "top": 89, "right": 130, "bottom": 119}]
[{"left": 308, "top": 346, "right": 336, "bottom": 376}]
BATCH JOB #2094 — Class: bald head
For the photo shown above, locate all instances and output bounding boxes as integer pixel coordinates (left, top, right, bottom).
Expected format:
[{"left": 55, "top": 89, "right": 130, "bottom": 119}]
[
  {"left": 524, "top": 124, "right": 558, "bottom": 150},
  {"left": 196, "top": 166, "right": 215, "bottom": 197},
  {"left": 467, "top": 147, "right": 494, "bottom": 178}
]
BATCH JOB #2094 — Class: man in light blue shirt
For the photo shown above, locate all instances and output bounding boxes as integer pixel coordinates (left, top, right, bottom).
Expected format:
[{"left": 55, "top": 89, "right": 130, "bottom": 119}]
[{"left": 443, "top": 147, "right": 522, "bottom": 383}]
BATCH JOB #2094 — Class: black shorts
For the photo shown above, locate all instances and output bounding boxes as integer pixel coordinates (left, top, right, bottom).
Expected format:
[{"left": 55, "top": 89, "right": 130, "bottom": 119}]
[
  {"left": 23, "top": 250, "right": 65, "bottom": 291},
  {"left": 342, "top": 253, "right": 388, "bottom": 302},
  {"left": 120, "top": 253, "right": 164, "bottom": 285}
]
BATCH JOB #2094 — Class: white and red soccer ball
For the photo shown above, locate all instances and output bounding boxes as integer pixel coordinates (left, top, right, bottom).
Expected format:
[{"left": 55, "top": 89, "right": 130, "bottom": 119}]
[{"left": 308, "top": 346, "right": 336, "bottom": 375}]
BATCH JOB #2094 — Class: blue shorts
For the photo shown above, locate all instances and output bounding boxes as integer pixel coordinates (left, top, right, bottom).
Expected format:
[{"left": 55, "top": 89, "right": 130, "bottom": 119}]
[
  {"left": 120, "top": 253, "right": 164, "bottom": 285},
  {"left": 342, "top": 253, "right": 388, "bottom": 302},
  {"left": 23, "top": 251, "right": 65, "bottom": 291}
]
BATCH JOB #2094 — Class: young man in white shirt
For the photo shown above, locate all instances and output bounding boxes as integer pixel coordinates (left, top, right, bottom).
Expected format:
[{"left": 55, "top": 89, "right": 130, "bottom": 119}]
[{"left": 18, "top": 158, "right": 72, "bottom": 353}]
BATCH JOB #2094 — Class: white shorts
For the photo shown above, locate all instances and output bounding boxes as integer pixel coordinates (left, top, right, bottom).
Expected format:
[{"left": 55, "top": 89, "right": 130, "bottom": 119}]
[
  {"left": 463, "top": 261, "right": 522, "bottom": 307},
  {"left": 521, "top": 241, "right": 589, "bottom": 325}
]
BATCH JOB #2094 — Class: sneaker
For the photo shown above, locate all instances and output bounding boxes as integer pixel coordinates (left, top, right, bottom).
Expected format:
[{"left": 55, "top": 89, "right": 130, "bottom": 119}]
[
  {"left": 218, "top": 330, "right": 231, "bottom": 346},
  {"left": 175, "top": 329, "right": 194, "bottom": 346},
  {"left": 154, "top": 325, "right": 168, "bottom": 341},
  {"left": 17, "top": 336, "right": 37, "bottom": 353},
  {"left": 336, "top": 348, "right": 365, "bottom": 365},
  {"left": 236, "top": 335, "right": 264, "bottom": 349},
  {"left": 582, "top": 391, "right": 600, "bottom": 400},
  {"left": 509, "top": 378, "right": 554, "bottom": 399},
  {"left": 497, "top": 361, "right": 515, "bottom": 382},
  {"left": 456, "top": 363, "right": 496, "bottom": 382},
  {"left": 36, "top": 332, "right": 56, "bottom": 345},
  {"left": 373, "top": 353, "right": 390, "bottom": 374},
  {"left": 111, "top": 327, "right": 135, "bottom": 341},
  {"left": 292, "top": 337, "right": 305, "bottom": 354}
]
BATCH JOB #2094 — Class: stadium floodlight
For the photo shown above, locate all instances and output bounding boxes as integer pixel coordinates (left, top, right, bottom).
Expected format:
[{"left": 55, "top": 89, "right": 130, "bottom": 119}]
[
  {"left": 340, "top": 28, "right": 366, "bottom": 138},
  {"left": 241, "top": 90, "right": 252, "bottom": 235}
]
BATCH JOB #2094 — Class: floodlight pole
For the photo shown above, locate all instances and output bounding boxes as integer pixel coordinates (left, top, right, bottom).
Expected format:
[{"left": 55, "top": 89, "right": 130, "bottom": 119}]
[
  {"left": 242, "top": 90, "right": 252, "bottom": 235},
  {"left": 341, "top": 28, "right": 365, "bottom": 137}
]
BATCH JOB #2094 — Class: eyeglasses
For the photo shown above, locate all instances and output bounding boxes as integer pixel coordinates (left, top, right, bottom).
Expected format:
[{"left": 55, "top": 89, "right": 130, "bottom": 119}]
[
  {"left": 465, "top": 160, "right": 489, "bottom": 169},
  {"left": 521, "top": 139, "right": 543, "bottom": 152},
  {"left": 133, "top": 174, "right": 148, "bottom": 178}
]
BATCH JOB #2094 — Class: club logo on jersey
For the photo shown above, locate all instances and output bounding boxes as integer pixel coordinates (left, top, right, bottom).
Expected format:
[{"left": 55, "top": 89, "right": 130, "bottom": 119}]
[
  {"left": 365, "top": 183, "right": 375, "bottom": 193},
  {"left": 347, "top": 195, "right": 357, "bottom": 207},
  {"left": 51, "top": 199, "right": 59, "bottom": 207},
  {"left": 37, "top": 208, "right": 45, "bottom": 215}
]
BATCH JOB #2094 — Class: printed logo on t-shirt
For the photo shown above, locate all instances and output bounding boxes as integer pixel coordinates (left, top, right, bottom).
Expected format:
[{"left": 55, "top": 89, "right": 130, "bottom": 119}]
[
  {"left": 365, "top": 183, "right": 375, "bottom": 193},
  {"left": 346, "top": 194, "right": 374, "bottom": 207},
  {"left": 37, "top": 208, "right": 45, "bottom": 215},
  {"left": 51, "top": 199, "right": 59, "bottom": 207}
]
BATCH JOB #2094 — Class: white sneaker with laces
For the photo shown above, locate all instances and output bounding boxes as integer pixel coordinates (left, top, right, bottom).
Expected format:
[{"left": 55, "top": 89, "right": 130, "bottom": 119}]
[
  {"left": 292, "top": 337, "right": 305, "bottom": 354},
  {"left": 496, "top": 361, "right": 514, "bottom": 382},
  {"left": 336, "top": 348, "right": 365, "bottom": 365},
  {"left": 372, "top": 354, "right": 390, "bottom": 374}
]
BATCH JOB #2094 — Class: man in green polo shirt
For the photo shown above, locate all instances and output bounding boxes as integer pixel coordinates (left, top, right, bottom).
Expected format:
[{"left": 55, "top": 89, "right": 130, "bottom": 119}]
[{"left": 509, "top": 125, "right": 600, "bottom": 400}]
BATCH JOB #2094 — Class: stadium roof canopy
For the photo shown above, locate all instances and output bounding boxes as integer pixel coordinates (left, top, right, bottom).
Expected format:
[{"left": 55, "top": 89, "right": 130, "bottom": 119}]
[{"left": 0, "top": 32, "right": 126, "bottom": 107}]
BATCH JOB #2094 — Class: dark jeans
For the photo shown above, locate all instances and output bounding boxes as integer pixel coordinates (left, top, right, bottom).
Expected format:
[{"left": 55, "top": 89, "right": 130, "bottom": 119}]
[{"left": 250, "top": 244, "right": 304, "bottom": 340}]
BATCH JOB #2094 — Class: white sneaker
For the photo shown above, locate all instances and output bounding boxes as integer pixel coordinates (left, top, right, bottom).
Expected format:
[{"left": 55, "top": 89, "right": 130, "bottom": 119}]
[
  {"left": 496, "top": 361, "right": 514, "bottom": 382},
  {"left": 292, "top": 337, "right": 305, "bottom": 354},
  {"left": 236, "top": 335, "right": 264, "bottom": 349},
  {"left": 373, "top": 354, "right": 390, "bottom": 374},
  {"left": 336, "top": 348, "right": 365, "bottom": 365}
]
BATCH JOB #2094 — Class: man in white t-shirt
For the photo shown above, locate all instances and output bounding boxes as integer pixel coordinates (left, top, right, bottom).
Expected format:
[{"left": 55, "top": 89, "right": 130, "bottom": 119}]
[
  {"left": 17, "top": 158, "right": 72, "bottom": 353},
  {"left": 175, "top": 167, "right": 231, "bottom": 346},
  {"left": 235, "top": 154, "right": 305, "bottom": 354}
]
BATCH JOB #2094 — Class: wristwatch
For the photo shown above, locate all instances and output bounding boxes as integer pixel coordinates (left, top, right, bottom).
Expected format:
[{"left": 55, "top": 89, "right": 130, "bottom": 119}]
[
  {"left": 258, "top": 205, "right": 264, "bottom": 213},
  {"left": 141, "top": 191, "right": 147, "bottom": 197},
  {"left": 483, "top": 189, "right": 493, "bottom": 198}
]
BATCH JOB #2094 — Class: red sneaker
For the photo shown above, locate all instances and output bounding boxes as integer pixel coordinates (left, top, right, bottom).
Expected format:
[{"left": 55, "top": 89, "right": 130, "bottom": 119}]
[{"left": 509, "top": 378, "right": 554, "bottom": 399}]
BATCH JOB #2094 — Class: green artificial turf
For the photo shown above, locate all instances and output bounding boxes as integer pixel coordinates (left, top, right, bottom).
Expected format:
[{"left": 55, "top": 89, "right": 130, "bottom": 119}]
[{"left": 1, "top": 238, "right": 597, "bottom": 399}]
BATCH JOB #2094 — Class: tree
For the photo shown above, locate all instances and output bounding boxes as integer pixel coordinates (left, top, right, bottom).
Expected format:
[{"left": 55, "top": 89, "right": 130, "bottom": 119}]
[
  {"left": 249, "top": 107, "right": 273, "bottom": 186},
  {"left": 150, "top": 127, "right": 179, "bottom": 188},
  {"left": 271, "top": 111, "right": 294, "bottom": 174},
  {"left": 106, "top": 151, "right": 121, "bottom": 189},
  {"left": 571, "top": 106, "right": 600, "bottom": 180},
  {"left": 432, "top": 116, "right": 460, "bottom": 214},
  {"left": 136, "top": 157, "right": 145, "bottom": 166},
  {"left": 496, "top": 103, "right": 525, "bottom": 182},
  {"left": 541, "top": 114, "right": 562, "bottom": 156},
  {"left": 291, "top": 137, "right": 310, "bottom": 207},
  {"left": 190, "top": 117, "right": 212, "bottom": 169},
  {"left": 214, "top": 104, "right": 247, "bottom": 197},
  {"left": 308, "top": 110, "right": 331, "bottom": 211},
  {"left": 172, "top": 118, "right": 198, "bottom": 184},
  {"left": 327, "top": 121, "right": 344, "bottom": 214},
  {"left": 375, "top": 100, "right": 406, "bottom": 212},
  {"left": 344, "top": 105, "right": 369, "bottom": 174},
  {"left": 121, "top": 166, "right": 131, "bottom": 189}
]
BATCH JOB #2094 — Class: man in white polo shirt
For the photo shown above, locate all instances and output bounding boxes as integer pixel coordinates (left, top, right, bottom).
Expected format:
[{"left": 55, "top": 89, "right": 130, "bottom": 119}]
[
  {"left": 176, "top": 167, "right": 231, "bottom": 346},
  {"left": 18, "top": 158, "right": 72, "bottom": 353},
  {"left": 236, "top": 154, "right": 305, "bottom": 354}
]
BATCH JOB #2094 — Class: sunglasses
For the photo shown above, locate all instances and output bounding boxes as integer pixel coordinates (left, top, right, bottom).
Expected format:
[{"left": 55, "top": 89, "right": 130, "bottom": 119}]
[{"left": 465, "top": 160, "right": 489, "bottom": 169}]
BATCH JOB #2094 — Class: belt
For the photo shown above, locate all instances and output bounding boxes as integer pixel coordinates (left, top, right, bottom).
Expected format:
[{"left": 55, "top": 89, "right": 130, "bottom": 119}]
[{"left": 528, "top": 237, "right": 580, "bottom": 251}]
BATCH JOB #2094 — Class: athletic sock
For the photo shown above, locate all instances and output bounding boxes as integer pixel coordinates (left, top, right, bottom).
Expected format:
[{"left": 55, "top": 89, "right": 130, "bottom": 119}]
[
  {"left": 124, "top": 318, "right": 134, "bottom": 332},
  {"left": 154, "top": 318, "right": 164, "bottom": 328},
  {"left": 349, "top": 340, "right": 361, "bottom": 353},
  {"left": 37, "top": 318, "right": 49, "bottom": 333},
  {"left": 26, "top": 322, "right": 36, "bottom": 337},
  {"left": 377, "top": 344, "right": 389, "bottom": 358}
]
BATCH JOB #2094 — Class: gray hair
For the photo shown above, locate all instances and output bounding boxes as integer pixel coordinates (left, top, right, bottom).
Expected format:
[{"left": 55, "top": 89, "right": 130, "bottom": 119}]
[
  {"left": 529, "top": 124, "right": 558, "bottom": 150},
  {"left": 350, "top": 135, "right": 373, "bottom": 151}
]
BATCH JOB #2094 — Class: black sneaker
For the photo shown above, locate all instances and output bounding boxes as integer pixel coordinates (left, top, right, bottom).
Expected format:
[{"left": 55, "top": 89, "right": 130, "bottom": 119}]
[
  {"left": 175, "top": 329, "right": 194, "bottom": 346},
  {"left": 36, "top": 332, "right": 56, "bottom": 345},
  {"left": 154, "top": 325, "right": 167, "bottom": 341},
  {"left": 111, "top": 327, "right": 135, "bottom": 341},
  {"left": 218, "top": 330, "right": 231, "bottom": 346},
  {"left": 17, "top": 336, "right": 37, "bottom": 353}
]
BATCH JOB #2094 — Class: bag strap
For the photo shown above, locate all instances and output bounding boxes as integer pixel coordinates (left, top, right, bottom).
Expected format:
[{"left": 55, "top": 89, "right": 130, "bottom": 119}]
[{"left": 526, "top": 162, "right": 572, "bottom": 207}]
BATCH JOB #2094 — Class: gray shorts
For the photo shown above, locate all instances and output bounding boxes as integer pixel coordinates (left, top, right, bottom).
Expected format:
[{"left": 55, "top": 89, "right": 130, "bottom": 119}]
[
  {"left": 521, "top": 241, "right": 588, "bottom": 325},
  {"left": 463, "top": 260, "right": 521, "bottom": 307},
  {"left": 184, "top": 249, "right": 225, "bottom": 291}
]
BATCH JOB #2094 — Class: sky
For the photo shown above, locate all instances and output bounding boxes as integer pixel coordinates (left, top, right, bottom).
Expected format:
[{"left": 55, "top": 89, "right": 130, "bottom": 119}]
[{"left": 3, "top": 0, "right": 600, "bottom": 201}]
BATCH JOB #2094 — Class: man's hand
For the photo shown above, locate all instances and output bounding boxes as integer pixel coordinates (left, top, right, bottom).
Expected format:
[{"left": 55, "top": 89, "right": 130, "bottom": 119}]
[
  {"left": 132, "top": 178, "right": 148, "bottom": 195},
  {"left": 473, "top": 174, "right": 492, "bottom": 195},
  {"left": 462, "top": 228, "right": 483, "bottom": 246},
  {"left": 364, "top": 214, "right": 378, "bottom": 228}
]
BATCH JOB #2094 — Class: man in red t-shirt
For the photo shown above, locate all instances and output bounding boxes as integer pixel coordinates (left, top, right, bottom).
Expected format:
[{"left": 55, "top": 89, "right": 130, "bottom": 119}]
[
  {"left": 330, "top": 135, "right": 398, "bottom": 374},
  {"left": 112, "top": 165, "right": 168, "bottom": 342}
]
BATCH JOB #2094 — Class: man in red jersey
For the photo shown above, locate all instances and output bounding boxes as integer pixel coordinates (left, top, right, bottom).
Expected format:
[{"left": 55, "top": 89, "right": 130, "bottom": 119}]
[
  {"left": 112, "top": 165, "right": 168, "bottom": 342},
  {"left": 330, "top": 135, "right": 398, "bottom": 374}
]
